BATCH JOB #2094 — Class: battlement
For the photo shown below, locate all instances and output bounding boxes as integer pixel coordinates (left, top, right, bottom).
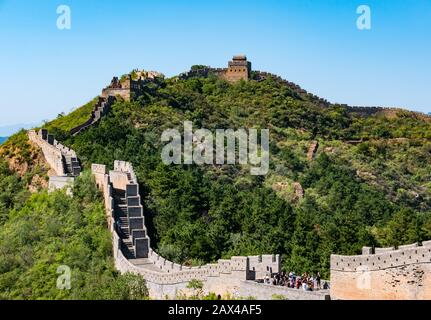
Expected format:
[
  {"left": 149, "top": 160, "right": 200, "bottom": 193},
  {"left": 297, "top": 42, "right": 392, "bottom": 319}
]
[
  {"left": 28, "top": 129, "right": 81, "bottom": 194},
  {"left": 225, "top": 56, "right": 251, "bottom": 82},
  {"left": 331, "top": 241, "right": 431, "bottom": 272},
  {"left": 28, "top": 129, "right": 65, "bottom": 176},
  {"left": 330, "top": 241, "right": 431, "bottom": 300},
  {"left": 179, "top": 55, "right": 251, "bottom": 83},
  {"left": 92, "top": 160, "right": 281, "bottom": 298}
]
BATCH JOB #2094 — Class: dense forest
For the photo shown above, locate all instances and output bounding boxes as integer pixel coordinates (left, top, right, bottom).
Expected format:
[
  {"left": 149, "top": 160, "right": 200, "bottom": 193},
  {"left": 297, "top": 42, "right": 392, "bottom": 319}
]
[
  {"left": 0, "top": 141, "right": 147, "bottom": 299},
  {"left": 1, "top": 71, "right": 430, "bottom": 288}
]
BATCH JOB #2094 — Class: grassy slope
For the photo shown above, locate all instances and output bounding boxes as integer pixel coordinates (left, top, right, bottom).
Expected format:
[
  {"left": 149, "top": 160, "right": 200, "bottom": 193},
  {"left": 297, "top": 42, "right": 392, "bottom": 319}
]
[{"left": 44, "top": 97, "right": 98, "bottom": 133}]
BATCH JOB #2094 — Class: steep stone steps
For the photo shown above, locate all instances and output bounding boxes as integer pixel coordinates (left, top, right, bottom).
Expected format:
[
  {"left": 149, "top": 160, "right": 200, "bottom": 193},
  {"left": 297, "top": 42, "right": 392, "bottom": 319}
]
[
  {"left": 112, "top": 188, "right": 135, "bottom": 259},
  {"left": 121, "top": 239, "right": 136, "bottom": 259}
]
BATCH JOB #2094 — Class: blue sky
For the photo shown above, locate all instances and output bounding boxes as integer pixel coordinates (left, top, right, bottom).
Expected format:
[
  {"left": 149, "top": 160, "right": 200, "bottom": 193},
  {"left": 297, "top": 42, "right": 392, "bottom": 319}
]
[{"left": 0, "top": 0, "right": 430, "bottom": 129}]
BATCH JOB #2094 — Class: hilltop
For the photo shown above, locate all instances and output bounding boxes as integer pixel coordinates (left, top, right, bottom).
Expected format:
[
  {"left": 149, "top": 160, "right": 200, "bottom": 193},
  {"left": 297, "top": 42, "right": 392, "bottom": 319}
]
[
  {"left": 41, "top": 63, "right": 431, "bottom": 270},
  {"left": 1, "top": 57, "right": 430, "bottom": 296}
]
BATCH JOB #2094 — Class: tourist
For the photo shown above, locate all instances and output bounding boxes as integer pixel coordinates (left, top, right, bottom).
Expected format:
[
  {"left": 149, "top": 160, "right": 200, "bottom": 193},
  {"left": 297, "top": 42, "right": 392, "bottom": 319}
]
[
  {"left": 269, "top": 270, "right": 325, "bottom": 291},
  {"left": 296, "top": 277, "right": 301, "bottom": 289}
]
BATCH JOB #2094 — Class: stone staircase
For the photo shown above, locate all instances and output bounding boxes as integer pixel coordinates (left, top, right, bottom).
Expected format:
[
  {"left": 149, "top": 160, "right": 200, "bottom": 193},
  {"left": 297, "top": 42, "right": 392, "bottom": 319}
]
[
  {"left": 113, "top": 188, "right": 136, "bottom": 259},
  {"left": 64, "top": 155, "right": 81, "bottom": 177}
]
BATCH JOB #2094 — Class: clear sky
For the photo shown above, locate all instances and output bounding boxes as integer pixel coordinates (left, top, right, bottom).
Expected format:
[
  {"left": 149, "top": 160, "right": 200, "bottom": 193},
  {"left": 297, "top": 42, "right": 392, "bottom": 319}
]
[{"left": 1, "top": 0, "right": 430, "bottom": 128}]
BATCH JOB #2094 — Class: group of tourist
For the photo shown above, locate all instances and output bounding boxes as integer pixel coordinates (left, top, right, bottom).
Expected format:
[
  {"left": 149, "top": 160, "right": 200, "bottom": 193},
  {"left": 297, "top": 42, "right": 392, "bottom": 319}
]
[{"left": 264, "top": 271, "right": 329, "bottom": 291}]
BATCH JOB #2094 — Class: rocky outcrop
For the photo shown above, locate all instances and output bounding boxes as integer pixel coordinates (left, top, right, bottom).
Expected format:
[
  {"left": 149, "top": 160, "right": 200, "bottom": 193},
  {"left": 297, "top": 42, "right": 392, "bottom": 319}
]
[
  {"left": 28, "top": 129, "right": 81, "bottom": 194},
  {"left": 307, "top": 141, "right": 319, "bottom": 161}
]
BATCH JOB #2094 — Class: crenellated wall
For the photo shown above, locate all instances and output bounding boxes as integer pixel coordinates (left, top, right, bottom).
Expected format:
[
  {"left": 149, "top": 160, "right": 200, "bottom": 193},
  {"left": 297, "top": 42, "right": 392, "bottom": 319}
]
[
  {"left": 92, "top": 161, "right": 282, "bottom": 299},
  {"left": 28, "top": 129, "right": 81, "bottom": 194},
  {"left": 330, "top": 241, "right": 431, "bottom": 300},
  {"left": 179, "top": 56, "right": 251, "bottom": 83},
  {"left": 28, "top": 129, "right": 65, "bottom": 176},
  {"left": 70, "top": 96, "right": 116, "bottom": 136}
]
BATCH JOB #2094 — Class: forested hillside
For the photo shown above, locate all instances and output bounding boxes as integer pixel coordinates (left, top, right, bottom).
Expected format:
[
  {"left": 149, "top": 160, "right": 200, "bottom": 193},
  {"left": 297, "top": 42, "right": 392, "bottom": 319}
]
[
  {"left": 2, "top": 72, "right": 431, "bottom": 280},
  {"left": 0, "top": 160, "right": 148, "bottom": 299},
  {"left": 0, "top": 133, "right": 148, "bottom": 299}
]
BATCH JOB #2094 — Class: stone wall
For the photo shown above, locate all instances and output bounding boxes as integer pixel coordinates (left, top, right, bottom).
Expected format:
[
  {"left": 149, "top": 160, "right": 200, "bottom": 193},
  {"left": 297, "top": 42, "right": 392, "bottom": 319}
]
[
  {"left": 28, "top": 129, "right": 81, "bottom": 194},
  {"left": 92, "top": 161, "right": 283, "bottom": 299},
  {"left": 330, "top": 241, "right": 431, "bottom": 300},
  {"left": 28, "top": 129, "right": 65, "bottom": 176},
  {"left": 224, "top": 55, "right": 251, "bottom": 82},
  {"left": 101, "top": 88, "right": 131, "bottom": 101},
  {"left": 179, "top": 56, "right": 251, "bottom": 83},
  {"left": 70, "top": 96, "right": 116, "bottom": 136}
]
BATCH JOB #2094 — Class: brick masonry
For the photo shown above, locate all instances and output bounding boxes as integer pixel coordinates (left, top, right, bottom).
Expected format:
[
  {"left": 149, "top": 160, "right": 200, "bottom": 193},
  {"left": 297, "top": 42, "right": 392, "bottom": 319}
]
[
  {"left": 28, "top": 129, "right": 81, "bottom": 194},
  {"left": 92, "top": 161, "right": 286, "bottom": 299},
  {"left": 330, "top": 242, "right": 431, "bottom": 300}
]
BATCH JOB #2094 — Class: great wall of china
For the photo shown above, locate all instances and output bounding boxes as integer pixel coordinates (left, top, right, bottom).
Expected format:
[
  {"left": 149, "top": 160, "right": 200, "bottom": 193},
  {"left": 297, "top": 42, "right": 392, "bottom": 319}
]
[
  {"left": 91, "top": 161, "right": 309, "bottom": 299},
  {"left": 25, "top": 56, "right": 431, "bottom": 300},
  {"left": 330, "top": 242, "right": 431, "bottom": 300},
  {"left": 70, "top": 96, "right": 116, "bottom": 136},
  {"left": 28, "top": 129, "right": 81, "bottom": 194}
]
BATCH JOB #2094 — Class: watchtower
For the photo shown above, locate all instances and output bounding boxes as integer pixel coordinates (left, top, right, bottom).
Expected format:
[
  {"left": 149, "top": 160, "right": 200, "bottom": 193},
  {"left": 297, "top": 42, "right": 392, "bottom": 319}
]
[{"left": 224, "top": 55, "right": 251, "bottom": 82}]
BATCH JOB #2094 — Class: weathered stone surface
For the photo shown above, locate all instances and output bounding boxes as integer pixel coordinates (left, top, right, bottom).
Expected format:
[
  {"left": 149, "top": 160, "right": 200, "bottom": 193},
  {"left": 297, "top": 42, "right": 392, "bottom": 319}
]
[
  {"left": 179, "top": 56, "right": 251, "bottom": 83},
  {"left": 331, "top": 242, "right": 431, "bottom": 300},
  {"left": 92, "top": 161, "right": 283, "bottom": 299}
]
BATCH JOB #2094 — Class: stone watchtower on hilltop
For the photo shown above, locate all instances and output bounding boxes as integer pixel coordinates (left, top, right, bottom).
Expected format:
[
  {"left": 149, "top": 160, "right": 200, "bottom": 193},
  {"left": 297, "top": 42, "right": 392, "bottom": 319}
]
[
  {"left": 179, "top": 55, "right": 253, "bottom": 83},
  {"left": 224, "top": 55, "right": 252, "bottom": 82}
]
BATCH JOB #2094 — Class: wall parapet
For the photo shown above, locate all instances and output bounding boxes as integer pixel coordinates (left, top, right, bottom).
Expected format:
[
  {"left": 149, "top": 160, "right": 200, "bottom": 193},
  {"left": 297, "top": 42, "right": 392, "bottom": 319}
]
[
  {"left": 70, "top": 95, "right": 116, "bottom": 136},
  {"left": 29, "top": 129, "right": 65, "bottom": 176},
  {"left": 29, "top": 129, "right": 81, "bottom": 177},
  {"left": 331, "top": 241, "right": 431, "bottom": 272},
  {"left": 92, "top": 161, "right": 281, "bottom": 291}
]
